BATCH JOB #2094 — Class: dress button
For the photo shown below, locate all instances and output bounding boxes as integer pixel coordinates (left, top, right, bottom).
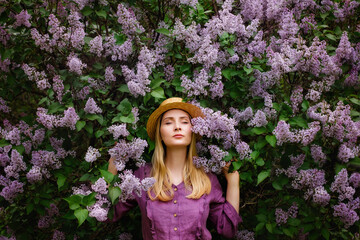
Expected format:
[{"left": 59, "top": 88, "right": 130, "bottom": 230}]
[
  {"left": 174, "top": 187, "right": 178, "bottom": 191},
  {"left": 174, "top": 213, "right": 177, "bottom": 217},
  {"left": 174, "top": 227, "right": 178, "bottom": 231},
  {"left": 173, "top": 200, "right": 177, "bottom": 204}
]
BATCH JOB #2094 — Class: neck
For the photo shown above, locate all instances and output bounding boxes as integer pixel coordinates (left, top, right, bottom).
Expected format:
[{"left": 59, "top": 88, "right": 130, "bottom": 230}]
[{"left": 165, "top": 146, "right": 187, "bottom": 183}]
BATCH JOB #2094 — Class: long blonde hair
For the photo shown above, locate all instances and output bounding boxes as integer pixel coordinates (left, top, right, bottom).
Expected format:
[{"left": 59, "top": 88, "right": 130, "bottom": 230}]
[{"left": 148, "top": 114, "right": 211, "bottom": 201}]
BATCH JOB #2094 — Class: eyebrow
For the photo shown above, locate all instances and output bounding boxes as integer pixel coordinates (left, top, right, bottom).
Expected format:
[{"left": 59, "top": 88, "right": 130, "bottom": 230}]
[{"left": 162, "top": 116, "right": 190, "bottom": 121}]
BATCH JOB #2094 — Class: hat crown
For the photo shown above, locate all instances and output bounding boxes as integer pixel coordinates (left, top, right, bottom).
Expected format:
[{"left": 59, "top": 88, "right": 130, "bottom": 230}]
[{"left": 159, "top": 97, "right": 183, "bottom": 107}]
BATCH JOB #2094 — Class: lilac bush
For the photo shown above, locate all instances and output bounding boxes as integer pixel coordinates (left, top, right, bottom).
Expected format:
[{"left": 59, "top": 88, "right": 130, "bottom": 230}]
[{"left": 0, "top": 0, "right": 359, "bottom": 239}]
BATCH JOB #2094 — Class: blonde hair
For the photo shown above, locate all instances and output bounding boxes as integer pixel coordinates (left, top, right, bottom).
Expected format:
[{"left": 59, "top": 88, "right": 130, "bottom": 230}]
[{"left": 148, "top": 113, "right": 211, "bottom": 201}]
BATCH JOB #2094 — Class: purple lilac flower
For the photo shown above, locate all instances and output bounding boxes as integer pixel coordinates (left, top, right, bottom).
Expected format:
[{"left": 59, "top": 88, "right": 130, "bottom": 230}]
[
  {"left": 0, "top": 26, "right": 10, "bottom": 45},
  {"left": 85, "top": 146, "right": 101, "bottom": 163},
  {"left": 300, "top": 14, "right": 317, "bottom": 34},
  {"left": 287, "top": 202, "right": 298, "bottom": 218},
  {"left": 75, "top": 86, "right": 90, "bottom": 100},
  {"left": 38, "top": 215, "right": 54, "bottom": 229},
  {"left": 72, "top": 184, "right": 92, "bottom": 196},
  {"left": 164, "top": 65, "right": 175, "bottom": 81},
  {"left": 22, "top": 64, "right": 51, "bottom": 90},
  {"left": 312, "top": 186, "right": 331, "bottom": 206},
  {"left": 310, "top": 145, "right": 326, "bottom": 166},
  {"left": 235, "top": 230, "right": 255, "bottom": 240},
  {"left": 132, "top": 107, "right": 139, "bottom": 126},
  {"left": 4, "top": 149, "right": 26, "bottom": 179},
  {"left": 248, "top": 110, "right": 268, "bottom": 127},
  {"left": 0, "top": 178, "right": 24, "bottom": 202},
  {"left": 0, "top": 57, "right": 10, "bottom": 72},
  {"left": 118, "top": 232, "right": 133, "bottom": 240},
  {"left": 290, "top": 86, "right": 303, "bottom": 113},
  {"left": 273, "top": 121, "right": 295, "bottom": 145},
  {"left": 52, "top": 75, "right": 64, "bottom": 103},
  {"left": 121, "top": 63, "right": 151, "bottom": 97},
  {"left": 116, "top": 4, "right": 144, "bottom": 36},
  {"left": 230, "top": 107, "right": 253, "bottom": 124},
  {"left": 91, "top": 177, "right": 108, "bottom": 194},
  {"left": 333, "top": 1, "right": 360, "bottom": 22},
  {"left": 275, "top": 208, "right": 288, "bottom": 225},
  {"left": 181, "top": 69, "right": 209, "bottom": 97},
  {"left": 104, "top": 36, "right": 133, "bottom": 62},
  {"left": 335, "top": 32, "right": 355, "bottom": 63},
  {"left": 115, "top": 170, "right": 141, "bottom": 202},
  {"left": 31, "top": 150, "right": 61, "bottom": 173},
  {"left": 105, "top": 66, "right": 116, "bottom": 83},
  {"left": 84, "top": 97, "right": 102, "bottom": 114},
  {"left": 333, "top": 200, "right": 359, "bottom": 228},
  {"left": 330, "top": 168, "right": 355, "bottom": 201},
  {"left": 292, "top": 169, "right": 326, "bottom": 190},
  {"left": 278, "top": 11, "right": 299, "bottom": 40},
  {"left": 67, "top": 53, "right": 86, "bottom": 75},
  {"left": 4, "top": 127, "right": 21, "bottom": 145},
  {"left": 58, "top": 107, "right": 80, "bottom": 130},
  {"left": 89, "top": 36, "right": 103, "bottom": 57},
  {"left": 141, "top": 177, "right": 156, "bottom": 191},
  {"left": 0, "top": 145, "right": 11, "bottom": 167},
  {"left": 187, "top": 35, "right": 219, "bottom": 69},
  {"left": 26, "top": 166, "right": 43, "bottom": 183},
  {"left": 344, "top": 68, "right": 359, "bottom": 87},
  {"left": 108, "top": 124, "right": 129, "bottom": 139},
  {"left": 108, "top": 138, "right": 148, "bottom": 171},
  {"left": 52, "top": 230, "right": 65, "bottom": 240},
  {"left": 88, "top": 198, "right": 110, "bottom": 222},
  {"left": 13, "top": 10, "right": 31, "bottom": 28},
  {"left": 209, "top": 67, "right": 224, "bottom": 99},
  {"left": 349, "top": 173, "right": 360, "bottom": 188},
  {"left": 337, "top": 144, "right": 356, "bottom": 163},
  {"left": 240, "top": 0, "right": 264, "bottom": 22}
]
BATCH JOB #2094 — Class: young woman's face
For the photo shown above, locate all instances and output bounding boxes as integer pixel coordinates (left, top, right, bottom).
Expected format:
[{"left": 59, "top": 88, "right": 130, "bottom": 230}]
[{"left": 160, "top": 109, "right": 192, "bottom": 148}]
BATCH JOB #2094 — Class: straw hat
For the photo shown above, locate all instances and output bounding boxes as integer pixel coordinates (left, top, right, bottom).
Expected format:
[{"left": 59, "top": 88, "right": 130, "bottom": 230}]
[{"left": 146, "top": 97, "right": 205, "bottom": 141}]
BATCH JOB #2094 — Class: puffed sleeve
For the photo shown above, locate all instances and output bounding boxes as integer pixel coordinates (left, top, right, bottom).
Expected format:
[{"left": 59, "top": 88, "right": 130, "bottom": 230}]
[{"left": 208, "top": 173, "right": 242, "bottom": 238}]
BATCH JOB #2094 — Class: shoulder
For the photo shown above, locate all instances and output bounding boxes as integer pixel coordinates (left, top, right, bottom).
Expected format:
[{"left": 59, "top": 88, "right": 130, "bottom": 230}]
[{"left": 134, "top": 162, "right": 152, "bottom": 179}]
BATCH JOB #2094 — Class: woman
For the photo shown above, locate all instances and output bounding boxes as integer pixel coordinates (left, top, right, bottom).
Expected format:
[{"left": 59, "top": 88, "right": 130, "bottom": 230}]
[{"left": 108, "top": 97, "right": 241, "bottom": 239}]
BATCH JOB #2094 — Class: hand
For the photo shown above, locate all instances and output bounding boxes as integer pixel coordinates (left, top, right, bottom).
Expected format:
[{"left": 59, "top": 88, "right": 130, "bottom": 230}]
[{"left": 222, "top": 161, "right": 240, "bottom": 186}]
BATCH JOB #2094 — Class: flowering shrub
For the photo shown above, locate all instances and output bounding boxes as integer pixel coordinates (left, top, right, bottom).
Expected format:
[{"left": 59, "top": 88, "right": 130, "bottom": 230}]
[{"left": 0, "top": 0, "right": 360, "bottom": 239}]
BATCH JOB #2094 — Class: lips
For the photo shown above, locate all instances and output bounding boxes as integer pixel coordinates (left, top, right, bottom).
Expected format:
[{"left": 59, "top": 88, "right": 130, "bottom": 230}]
[{"left": 173, "top": 134, "right": 184, "bottom": 138}]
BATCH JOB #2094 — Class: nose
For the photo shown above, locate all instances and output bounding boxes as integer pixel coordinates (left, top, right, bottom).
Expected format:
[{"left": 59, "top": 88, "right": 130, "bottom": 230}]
[{"left": 174, "top": 121, "right": 181, "bottom": 131}]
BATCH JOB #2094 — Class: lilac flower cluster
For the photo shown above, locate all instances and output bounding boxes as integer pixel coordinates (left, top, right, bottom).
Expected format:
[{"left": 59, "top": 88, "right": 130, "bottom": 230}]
[
  {"left": 181, "top": 69, "right": 209, "bottom": 97},
  {"left": 104, "top": 36, "right": 133, "bottom": 62},
  {"left": 89, "top": 36, "right": 103, "bottom": 57},
  {"left": 248, "top": 110, "right": 268, "bottom": 127},
  {"left": 193, "top": 145, "right": 228, "bottom": 174},
  {"left": 235, "top": 230, "right": 255, "bottom": 240},
  {"left": 67, "top": 53, "right": 86, "bottom": 75},
  {"left": 330, "top": 169, "right": 356, "bottom": 202},
  {"left": 27, "top": 150, "right": 62, "bottom": 183},
  {"left": 84, "top": 98, "right": 102, "bottom": 114},
  {"left": 13, "top": 10, "right": 31, "bottom": 28},
  {"left": 0, "top": 145, "right": 11, "bottom": 167},
  {"left": 36, "top": 107, "right": 79, "bottom": 130},
  {"left": 105, "top": 66, "right": 116, "bottom": 83},
  {"left": 131, "top": 107, "right": 139, "bottom": 127},
  {"left": 333, "top": 1, "right": 360, "bottom": 22},
  {"left": 0, "top": 57, "right": 11, "bottom": 72},
  {"left": 38, "top": 204, "right": 59, "bottom": 229},
  {"left": 0, "top": 175, "right": 24, "bottom": 202},
  {"left": 4, "top": 149, "right": 26, "bottom": 179},
  {"left": 108, "top": 124, "right": 129, "bottom": 139},
  {"left": 108, "top": 138, "right": 148, "bottom": 171},
  {"left": 164, "top": 65, "right": 175, "bottom": 81},
  {"left": 273, "top": 120, "right": 321, "bottom": 146},
  {"left": 52, "top": 75, "right": 64, "bottom": 103},
  {"left": 121, "top": 46, "right": 156, "bottom": 97},
  {"left": 114, "top": 169, "right": 155, "bottom": 202},
  {"left": 290, "top": 86, "right": 303, "bottom": 113},
  {"left": 275, "top": 202, "right": 298, "bottom": 225},
  {"left": 118, "top": 232, "right": 133, "bottom": 240},
  {"left": 22, "top": 64, "right": 51, "bottom": 90},
  {"left": 349, "top": 173, "right": 360, "bottom": 188},
  {"left": 230, "top": 107, "right": 253, "bottom": 124},
  {"left": 52, "top": 230, "right": 65, "bottom": 240},
  {"left": 84, "top": 146, "right": 101, "bottom": 163},
  {"left": 310, "top": 144, "right": 326, "bottom": 166},
  {"left": 333, "top": 198, "right": 360, "bottom": 228},
  {"left": 116, "top": 4, "right": 145, "bottom": 36},
  {"left": 0, "top": 26, "right": 10, "bottom": 46}
]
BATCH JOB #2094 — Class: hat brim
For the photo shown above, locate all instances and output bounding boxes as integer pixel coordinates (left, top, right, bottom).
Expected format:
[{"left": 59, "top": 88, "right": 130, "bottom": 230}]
[{"left": 146, "top": 102, "right": 205, "bottom": 141}]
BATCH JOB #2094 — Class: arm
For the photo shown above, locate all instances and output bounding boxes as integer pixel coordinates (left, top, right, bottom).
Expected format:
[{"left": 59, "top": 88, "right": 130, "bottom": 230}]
[
  {"left": 208, "top": 173, "right": 242, "bottom": 238},
  {"left": 223, "top": 165, "right": 240, "bottom": 214},
  {"left": 108, "top": 156, "right": 117, "bottom": 176}
]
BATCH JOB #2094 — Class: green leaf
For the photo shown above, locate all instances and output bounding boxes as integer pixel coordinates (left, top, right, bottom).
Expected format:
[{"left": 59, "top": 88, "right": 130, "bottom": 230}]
[
  {"left": 64, "top": 195, "right": 82, "bottom": 210},
  {"left": 76, "top": 121, "right": 86, "bottom": 131},
  {"left": 266, "top": 223, "right": 273, "bottom": 233},
  {"left": 272, "top": 181, "right": 282, "bottom": 190},
  {"left": 255, "top": 222, "right": 265, "bottom": 232},
  {"left": 256, "top": 214, "right": 267, "bottom": 222},
  {"left": 321, "top": 228, "right": 330, "bottom": 240},
  {"left": 117, "top": 84, "right": 130, "bottom": 93},
  {"left": 151, "top": 87, "right": 166, "bottom": 99},
  {"left": 226, "top": 48, "right": 235, "bottom": 56},
  {"left": 74, "top": 208, "right": 88, "bottom": 226},
  {"left": 109, "top": 186, "right": 122, "bottom": 204},
  {"left": 95, "top": 10, "right": 107, "bottom": 18},
  {"left": 265, "top": 135, "right": 276, "bottom": 147},
  {"left": 250, "top": 151, "right": 260, "bottom": 159},
  {"left": 243, "top": 66, "right": 253, "bottom": 75},
  {"left": 120, "top": 113, "right": 135, "bottom": 123},
  {"left": 84, "top": 123, "right": 93, "bottom": 134},
  {"left": 283, "top": 228, "right": 294, "bottom": 237},
  {"left": 155, "top": 28, "right": 170, "bottom": 36},
  {"left": 350, "top": 98, "right": 360, "bottom": 105},
  {"left": 81, "top": 6, "right": 93, "bottom": 16},
  {"left": 82, "top": 192, "right": 96, "bottom": 206},
  {"left": 288, "top": 218, "right": 301, "bottom": 226},
  {"left": 222, "top": 68, "right": 233, "bottom": 80},
  {"left": 117, "top": 98, "right": 132, "bottom": 115},
  {"left": 289, "top": 116, "right": 308, "bottom": 128},
  {"left": 257, "top": 170, "right": 270, "bottom": 185},
  {"left": 256, "top": 158, "right": 265, "bottom": 166},
  {"left": 254, "top": 138, "right": 267, "bottom": 150},
  {"left": 26, "top": 203, "right": 34, "bottom": 214},
  {"left": 301, "top": 100, "right": 309, "bottom": 111},
  {"left": 57, "top": 174, "right": 66, "bottom": 189},
  {"left": 325, "top": 34, "right": 337, "bottom": 41},
  {"left": 99, "top": 169, "right": 114, "bottom": 183},
  {"left": 232, "top": 161, "right": 242, "bottom": 171},
  {"left": 86, "top": 114, "right": 104, "bottom": 125},
  {"left": 251, "top": 127, "right": 267, "bottom": 135},
  {"left": 95, "top": 130, "right": 104, "bottom": 138}
]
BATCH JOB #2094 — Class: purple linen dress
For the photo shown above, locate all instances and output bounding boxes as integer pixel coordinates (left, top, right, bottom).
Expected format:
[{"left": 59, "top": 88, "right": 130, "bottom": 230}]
[{"left": 111, "top": 164, "right": 242, "bottom": 239}]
